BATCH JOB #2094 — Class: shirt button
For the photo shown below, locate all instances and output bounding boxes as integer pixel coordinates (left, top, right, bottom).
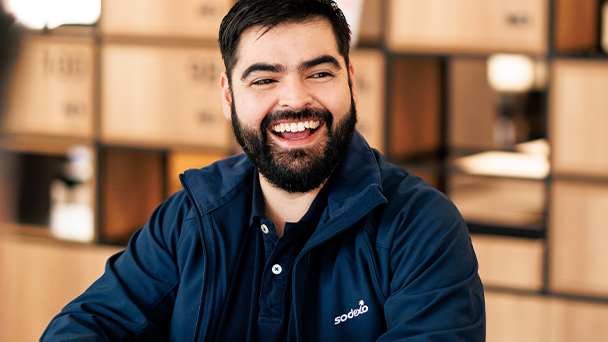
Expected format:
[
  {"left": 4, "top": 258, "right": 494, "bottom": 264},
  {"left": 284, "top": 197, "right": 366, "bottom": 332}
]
[
  {"left": 261, "top": 224, "right": 269, "bottom": 234},
  {"left": 271, "top": 264, "right": 282, "bottom": 275}
]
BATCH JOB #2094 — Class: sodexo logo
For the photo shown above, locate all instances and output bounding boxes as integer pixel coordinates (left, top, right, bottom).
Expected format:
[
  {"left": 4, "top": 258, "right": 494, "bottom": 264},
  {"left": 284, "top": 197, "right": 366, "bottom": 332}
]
[{"left": 334, "top": 300, "right": 369, "bottom": 325}]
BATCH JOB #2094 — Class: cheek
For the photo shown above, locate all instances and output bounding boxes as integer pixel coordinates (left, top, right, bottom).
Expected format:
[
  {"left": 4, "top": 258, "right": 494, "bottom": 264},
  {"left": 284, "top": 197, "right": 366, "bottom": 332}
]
[
  {"left": 318, "top": 89, "right": 352, "bottom": 119},
  {"left": 234, "top": 93, "right": 275, "bottom": 128}
]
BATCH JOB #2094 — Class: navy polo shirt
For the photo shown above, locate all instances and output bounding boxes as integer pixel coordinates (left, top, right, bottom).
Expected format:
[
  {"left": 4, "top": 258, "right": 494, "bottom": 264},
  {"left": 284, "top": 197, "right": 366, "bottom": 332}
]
[{"left": 214, "top": 172, "right": 330, "bottom": 341}]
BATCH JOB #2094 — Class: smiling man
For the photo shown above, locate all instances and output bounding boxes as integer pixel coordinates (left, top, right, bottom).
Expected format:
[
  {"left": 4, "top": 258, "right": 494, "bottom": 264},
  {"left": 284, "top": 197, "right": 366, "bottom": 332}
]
[
  {"left": 222, "top": 16, "right": 359, "bottom": 236},
  {"left": 41, "top": 1, "right": 485, "bottom": 341}
]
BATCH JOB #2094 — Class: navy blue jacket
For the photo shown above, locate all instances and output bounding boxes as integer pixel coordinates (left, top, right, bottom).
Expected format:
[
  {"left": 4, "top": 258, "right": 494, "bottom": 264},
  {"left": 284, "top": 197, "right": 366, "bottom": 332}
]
[{"left": 41, "top": 133, "right": 485, "bottom": 341}]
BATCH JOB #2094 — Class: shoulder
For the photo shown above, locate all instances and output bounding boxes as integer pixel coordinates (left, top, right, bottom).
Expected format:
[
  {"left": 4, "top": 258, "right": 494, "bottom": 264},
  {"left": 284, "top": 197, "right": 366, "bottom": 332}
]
[
  {"left": 138, "top": 189, "right": 199, "bottom": 255},
  {"left": 374, "top": 150, "right": 460, "bottom": 217},
  {"left": 180, "top": 153, "right": 254, "bottom": 212},
  {"left": 369, "top": 151, "right": 467, "bottom": 251},
  {"left": 365, "top": 153, "right": 479, "bottom": 293}
]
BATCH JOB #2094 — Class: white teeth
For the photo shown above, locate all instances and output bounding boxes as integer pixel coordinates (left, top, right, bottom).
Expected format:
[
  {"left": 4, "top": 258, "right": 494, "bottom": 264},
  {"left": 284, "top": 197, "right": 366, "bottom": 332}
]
[{"left": 272, "top": 120, "right": 320, "bottom": 133}]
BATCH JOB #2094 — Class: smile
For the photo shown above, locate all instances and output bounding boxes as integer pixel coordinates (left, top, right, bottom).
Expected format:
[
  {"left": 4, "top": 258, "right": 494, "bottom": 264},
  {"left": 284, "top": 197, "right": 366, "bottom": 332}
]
[{"left": 271, "top": 119, "right": 322, "bottom": 140}]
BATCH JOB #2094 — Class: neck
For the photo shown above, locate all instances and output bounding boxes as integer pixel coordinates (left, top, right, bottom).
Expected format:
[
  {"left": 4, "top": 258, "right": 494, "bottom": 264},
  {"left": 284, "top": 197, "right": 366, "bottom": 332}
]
[{"left": 259, "top": 174, "right": 323, "bottom": 237}]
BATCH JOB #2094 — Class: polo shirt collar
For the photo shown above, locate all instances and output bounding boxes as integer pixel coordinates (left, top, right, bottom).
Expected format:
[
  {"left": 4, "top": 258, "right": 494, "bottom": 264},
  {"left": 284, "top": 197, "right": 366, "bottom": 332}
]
[{"left": 249, "top": 171, "right": 331, "bottom": 229}]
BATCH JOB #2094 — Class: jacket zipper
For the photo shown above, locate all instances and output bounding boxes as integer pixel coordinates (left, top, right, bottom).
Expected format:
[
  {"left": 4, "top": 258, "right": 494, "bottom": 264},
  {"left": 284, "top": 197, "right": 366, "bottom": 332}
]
[{"left": 180, "top": 175, "right": 211, "bottom": 342}]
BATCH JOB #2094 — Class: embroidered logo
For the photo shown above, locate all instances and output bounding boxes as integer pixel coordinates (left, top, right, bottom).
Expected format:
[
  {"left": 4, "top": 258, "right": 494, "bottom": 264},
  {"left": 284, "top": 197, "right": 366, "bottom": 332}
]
[{"left": 334, "top": 300, "right": 369, "bottom": 325}]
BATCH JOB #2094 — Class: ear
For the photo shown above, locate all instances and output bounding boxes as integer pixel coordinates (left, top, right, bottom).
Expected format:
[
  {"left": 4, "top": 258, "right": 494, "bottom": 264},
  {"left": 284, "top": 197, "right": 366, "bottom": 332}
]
[
  {"left": 348, "top": 58, "right": 358, "bottom": 104},
  {"left": 220, "top": 71, "right": 233, "bottom": 121}
]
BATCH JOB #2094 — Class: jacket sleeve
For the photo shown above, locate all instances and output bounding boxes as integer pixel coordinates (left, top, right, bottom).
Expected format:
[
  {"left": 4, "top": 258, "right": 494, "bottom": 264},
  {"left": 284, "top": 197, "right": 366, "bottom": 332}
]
[
  {"left": 40, "top": 191, "right": 193, "bottom": 342},
  {"left": 377, "top": 185, "right": 486, "bottom": 341}
]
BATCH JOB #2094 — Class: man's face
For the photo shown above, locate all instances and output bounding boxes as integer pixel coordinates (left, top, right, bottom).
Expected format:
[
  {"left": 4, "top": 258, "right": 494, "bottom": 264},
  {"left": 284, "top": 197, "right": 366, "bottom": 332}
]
[{"left": 220, "top": 19, "right": 358, "bottom": 193}]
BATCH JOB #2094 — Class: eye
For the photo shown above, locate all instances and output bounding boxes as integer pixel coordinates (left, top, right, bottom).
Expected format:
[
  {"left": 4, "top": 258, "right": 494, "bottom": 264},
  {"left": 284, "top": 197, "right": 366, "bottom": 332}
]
[
  {"left": 310, "top": 72, "right": 333, "bottom": 79},
  {"left": 252, "top": 78, "right": 276, "bottom": 86}
]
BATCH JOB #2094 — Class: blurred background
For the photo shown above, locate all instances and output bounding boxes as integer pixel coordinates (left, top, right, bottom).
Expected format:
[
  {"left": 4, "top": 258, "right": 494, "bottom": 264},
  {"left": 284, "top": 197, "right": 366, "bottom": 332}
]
[{"left": 1, "top": 0, "right": 607, "bottom": 340}]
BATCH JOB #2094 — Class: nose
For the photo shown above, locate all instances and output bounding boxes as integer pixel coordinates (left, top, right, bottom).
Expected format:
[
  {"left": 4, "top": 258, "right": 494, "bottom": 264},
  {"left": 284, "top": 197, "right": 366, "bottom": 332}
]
[{"left": 277, "top": 76, "right": 313, "bottom": 111}]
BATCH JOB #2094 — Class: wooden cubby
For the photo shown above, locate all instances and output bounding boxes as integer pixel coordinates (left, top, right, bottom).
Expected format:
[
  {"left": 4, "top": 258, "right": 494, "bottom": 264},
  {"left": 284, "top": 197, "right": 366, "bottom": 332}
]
[
  {"left": 97, "top": 146, "right": 229, "bottom": 245},
  {"left": 387, "top": 56, "right": 443, "bottom": 161},
  {"left": 2, "top": 0, "right": 608, "bottom": 341},
  {"left": 0, "top": 136, "right": 96, "bottom": 233},
  {"left": 97, "top": 147, "right": 166, "bottom": 245}
]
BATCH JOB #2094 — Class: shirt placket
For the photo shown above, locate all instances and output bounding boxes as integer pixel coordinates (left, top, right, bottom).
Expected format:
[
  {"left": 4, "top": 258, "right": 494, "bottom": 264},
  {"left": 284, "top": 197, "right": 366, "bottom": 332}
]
[{"left": 258, "top": 219, "right": 305, "bottom": 323}]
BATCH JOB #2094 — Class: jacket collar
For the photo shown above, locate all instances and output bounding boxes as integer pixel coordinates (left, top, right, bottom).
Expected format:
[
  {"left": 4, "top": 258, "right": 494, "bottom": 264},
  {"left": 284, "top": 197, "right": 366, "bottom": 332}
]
[
  {"left": 181, "top": 132, "right": 388, "bottom": 226},
  {"left": 307, "top": 132, "right": 388, "bottom": 245}
]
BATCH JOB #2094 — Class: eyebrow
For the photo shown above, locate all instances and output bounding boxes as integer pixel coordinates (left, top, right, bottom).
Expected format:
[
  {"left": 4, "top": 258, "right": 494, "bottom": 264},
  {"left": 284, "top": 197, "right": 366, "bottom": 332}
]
[
  {"left": 299, "top": 55, "right": 342, "bottom": 71},
  {"left": 240, "top": 55, "right": 342, "bottom": 81},
  {"left": 241, "top": 63, "right": 285, "bottom": 81}
]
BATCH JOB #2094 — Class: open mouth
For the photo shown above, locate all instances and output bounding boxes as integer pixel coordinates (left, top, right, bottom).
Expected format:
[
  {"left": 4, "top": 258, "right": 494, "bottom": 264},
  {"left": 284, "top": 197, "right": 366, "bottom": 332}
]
[{"left": 270, "top": 119, "right": 322, "bottom": 140}]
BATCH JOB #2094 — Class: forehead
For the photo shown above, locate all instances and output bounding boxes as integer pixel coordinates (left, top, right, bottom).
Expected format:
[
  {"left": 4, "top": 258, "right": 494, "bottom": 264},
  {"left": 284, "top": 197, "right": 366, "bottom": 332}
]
[{"left": 234, "top": 19, "right": 343, "bottom": 70}]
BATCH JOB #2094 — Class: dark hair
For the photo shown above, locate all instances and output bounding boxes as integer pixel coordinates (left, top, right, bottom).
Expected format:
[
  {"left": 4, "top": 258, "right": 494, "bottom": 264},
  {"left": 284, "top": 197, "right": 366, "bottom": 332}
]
[{"left": 218, "top": 0, "right": 351, "bottom": 81}]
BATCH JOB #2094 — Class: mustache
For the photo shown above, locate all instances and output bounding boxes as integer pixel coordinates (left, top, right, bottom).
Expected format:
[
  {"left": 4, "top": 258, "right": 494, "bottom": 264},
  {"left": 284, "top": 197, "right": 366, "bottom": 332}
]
[{"left": 260, "top": 107, "right": 333, "bottom": 133}]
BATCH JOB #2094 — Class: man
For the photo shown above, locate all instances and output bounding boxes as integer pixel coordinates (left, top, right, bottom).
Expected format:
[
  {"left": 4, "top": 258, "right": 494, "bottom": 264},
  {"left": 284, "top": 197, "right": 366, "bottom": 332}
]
[{"left": 42, "top": 0, "right": 485, "bottom": 341}]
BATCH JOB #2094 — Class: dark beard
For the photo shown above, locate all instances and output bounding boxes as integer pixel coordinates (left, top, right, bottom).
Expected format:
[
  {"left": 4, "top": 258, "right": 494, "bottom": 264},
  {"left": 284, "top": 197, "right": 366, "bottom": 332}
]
[{"left": 231, "top": 98, "right": 357, "bottom": 193}]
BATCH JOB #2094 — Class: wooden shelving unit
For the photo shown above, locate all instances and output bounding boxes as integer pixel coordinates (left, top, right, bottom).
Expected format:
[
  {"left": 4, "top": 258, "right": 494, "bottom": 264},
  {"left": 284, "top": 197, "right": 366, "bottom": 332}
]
[{"left": 1, "top": 0, "right": 608, "bottom": 340}]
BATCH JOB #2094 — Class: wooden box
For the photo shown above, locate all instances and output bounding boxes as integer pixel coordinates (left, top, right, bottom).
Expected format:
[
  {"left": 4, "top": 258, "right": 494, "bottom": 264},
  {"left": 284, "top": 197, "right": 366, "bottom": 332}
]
[
  {"left": 550, "top": 59, "right": 608, "bottom": 177},
  {"left": 448, "top": 58, "right": 497, "bottom": 150},
  {"left": 2, "top": 35, "right": 95, "bottom": 138},
  {"left": 167, "top": 150, "right": 228, "bottom": 195},
  {"left": 486, "top": 291, "right": 608, "bottom": 342},
  {"left": 549, "top": 180, "right": 608, "bottom": 298},
  {"left": 357, "top": 0, "right": 383, "bottom": 44},
  {"left": 548, "top": 297, "right": 608, "bottom": 342},
  {"left": 553, "top": 0, "right": 599, "bottom": 53},
  {"left": 471, "top": 235, "right": 544, "bottom": 291},
  {"left": 388, "top": 57, "right": 442, "bottom": 159},
  {"left": 386, "top": 0, "right": 549, "bottom": 55},
  {"left": 485, "top": 292, "right": 550, "bottom": 342},
  {"left": 98, "top": 148, "right": 166, "bottom": 245},
  {"left": 350, "top": 49, "right": 386, "bottom": 153},
  {"left": 99, "top": 0, "right": 233, "bottom": 39},
  {"left": 101, "top": 44, "right": 231, "bottom": 150}
]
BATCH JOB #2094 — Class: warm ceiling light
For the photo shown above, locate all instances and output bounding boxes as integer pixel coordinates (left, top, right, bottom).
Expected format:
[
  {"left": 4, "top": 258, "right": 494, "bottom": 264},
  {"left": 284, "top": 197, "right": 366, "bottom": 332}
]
[
  {"left": 487, "top": 54, "right": 536, "bottom": 93},
  {"left": 5, "top": 0, "right": 101, "bottom": 29}
]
